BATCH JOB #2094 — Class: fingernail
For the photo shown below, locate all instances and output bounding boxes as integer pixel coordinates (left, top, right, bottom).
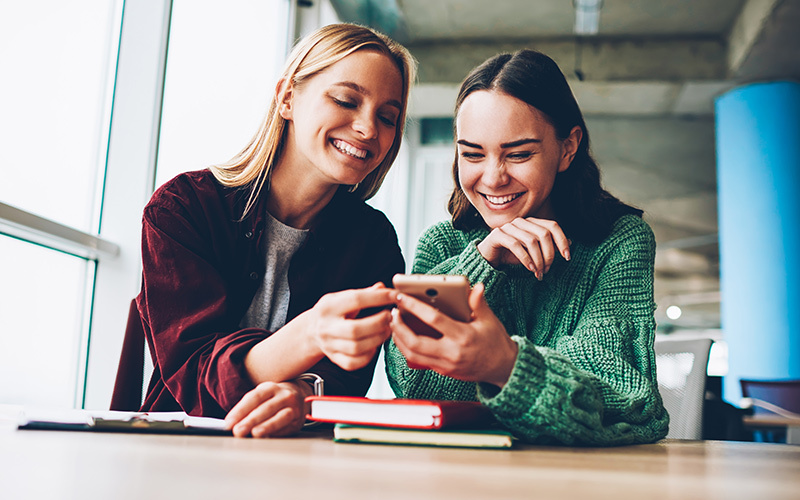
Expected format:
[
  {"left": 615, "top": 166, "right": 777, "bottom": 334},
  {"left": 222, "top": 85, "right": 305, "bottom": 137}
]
[
  {"left": 536, "top": 272, "right": 542, "bottom": 281},
  {"left": 564, "top": 249, "right": 571, "bottom": 261}
]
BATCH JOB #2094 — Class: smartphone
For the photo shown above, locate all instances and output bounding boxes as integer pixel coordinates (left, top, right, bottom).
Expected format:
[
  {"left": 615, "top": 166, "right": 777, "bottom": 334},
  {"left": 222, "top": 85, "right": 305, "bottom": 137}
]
[{"left": 392, "top": 274, "right": 471, "bottom": 337}]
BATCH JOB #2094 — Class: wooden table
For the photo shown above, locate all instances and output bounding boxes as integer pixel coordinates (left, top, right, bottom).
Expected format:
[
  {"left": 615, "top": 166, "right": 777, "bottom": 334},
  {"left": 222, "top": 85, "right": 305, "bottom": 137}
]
[
  {"left": 2, "top": 425, "right": 799, "bottom": 500},
  {"left": 743, "top": 414, "right": 800, "bottom": 444}
]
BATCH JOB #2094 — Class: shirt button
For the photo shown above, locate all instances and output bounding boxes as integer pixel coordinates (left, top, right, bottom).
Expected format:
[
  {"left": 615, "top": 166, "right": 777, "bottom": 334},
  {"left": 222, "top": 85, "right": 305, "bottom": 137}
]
[
  {"left": 249, "top": 272, "right": 259, "bottom": 280},
  {"left": 244, "top": 231, "right": 253, "bottom": 239}
]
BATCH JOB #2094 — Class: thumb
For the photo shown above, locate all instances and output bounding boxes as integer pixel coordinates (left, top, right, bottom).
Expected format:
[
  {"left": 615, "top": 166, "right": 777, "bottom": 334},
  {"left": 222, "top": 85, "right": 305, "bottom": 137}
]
[{"left": 468, "top": 282, "right": 490, "bottom": 315}]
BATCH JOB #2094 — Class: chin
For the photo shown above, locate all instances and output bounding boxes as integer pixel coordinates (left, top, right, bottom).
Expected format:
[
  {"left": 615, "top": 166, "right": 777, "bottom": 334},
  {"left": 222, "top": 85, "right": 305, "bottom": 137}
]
[
  {"left": 480, "top": 214, "right": 514, "bottom": 229},
  {"left": 327, "top": 165, "right": 374, "bottom": 187}
]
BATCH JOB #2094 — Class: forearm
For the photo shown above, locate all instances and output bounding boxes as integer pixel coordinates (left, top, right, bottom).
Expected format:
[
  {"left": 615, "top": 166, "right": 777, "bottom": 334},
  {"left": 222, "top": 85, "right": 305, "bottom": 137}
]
[
  {"left": 477, "top": 336, "right": 668, "bottom": 445},
  {"left": 244, "top": 309, "right": 325, "bottom": 384}
]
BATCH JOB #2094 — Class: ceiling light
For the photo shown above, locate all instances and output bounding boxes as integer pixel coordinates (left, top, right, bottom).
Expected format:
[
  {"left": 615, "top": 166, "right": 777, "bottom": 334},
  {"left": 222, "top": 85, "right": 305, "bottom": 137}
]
[
  {"left": 574, "top": 0, "right": 602, "bottom": 35},
  {"left": 666, "top": 305, "right": 683, "bottom": 320}
]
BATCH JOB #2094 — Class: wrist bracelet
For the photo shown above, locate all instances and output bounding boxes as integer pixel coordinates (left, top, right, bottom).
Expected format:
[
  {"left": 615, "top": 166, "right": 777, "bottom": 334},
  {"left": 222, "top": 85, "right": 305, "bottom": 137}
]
[
  {"left": 296, "top": 372, "right": 324, "bottom": 396},
  {"left": 295, "top": 373, "right": 324, "bottom": 428}
]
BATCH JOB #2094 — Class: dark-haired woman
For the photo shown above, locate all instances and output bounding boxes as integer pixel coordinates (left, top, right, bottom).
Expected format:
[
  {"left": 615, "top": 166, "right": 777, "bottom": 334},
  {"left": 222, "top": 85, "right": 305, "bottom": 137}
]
[{"left": 386, "top": 49, "right": 669, "bottom": 446}]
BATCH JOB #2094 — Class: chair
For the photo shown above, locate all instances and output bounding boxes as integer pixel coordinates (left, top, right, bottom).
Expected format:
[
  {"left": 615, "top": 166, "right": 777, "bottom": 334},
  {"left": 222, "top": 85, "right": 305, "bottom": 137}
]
[
  {"left": 740, "top": 379, "right": 800, "bottom": 443},
  {"left": 740, "top": 379, "right": 800, "bottom": 415},
  {"left": 110, "top": 299, "right": 147, "bottom": 411},
  {"left": 654, "top": 336, "right": 713, "bottom": 440}
]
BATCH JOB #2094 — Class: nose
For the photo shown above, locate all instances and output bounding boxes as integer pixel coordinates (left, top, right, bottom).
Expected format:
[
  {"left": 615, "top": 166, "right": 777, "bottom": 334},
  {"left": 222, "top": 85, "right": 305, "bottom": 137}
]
[
  {"left": 352, "top": 110, "right": 378, "bottom": 139},
  {"left": 481, "top": 158, "right": 509, "bottom": 187}
]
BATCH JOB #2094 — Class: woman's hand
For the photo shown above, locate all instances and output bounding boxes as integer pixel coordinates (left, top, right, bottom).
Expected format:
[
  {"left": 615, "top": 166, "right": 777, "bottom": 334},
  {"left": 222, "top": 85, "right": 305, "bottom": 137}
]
[
  {"left": 477, "top": 217, "right": 570, "bottom": 279},
  {"left": 301, "top": 282, "right": 397, "bottom": 371},
  {"left": 244, "top": 282, "right": 396, "bottom": 390},
  {"left": 224, "top": 380, "right": 310, "bottom": 438},
  {"left": 390, "top": 283, "right": 518, "bottom": 388}
]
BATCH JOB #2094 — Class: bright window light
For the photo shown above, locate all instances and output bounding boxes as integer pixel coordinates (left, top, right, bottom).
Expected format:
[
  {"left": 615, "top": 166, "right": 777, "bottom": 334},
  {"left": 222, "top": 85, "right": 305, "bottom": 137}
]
[{"left": 574, "top": 0, "right": 602, "bottom": 35}]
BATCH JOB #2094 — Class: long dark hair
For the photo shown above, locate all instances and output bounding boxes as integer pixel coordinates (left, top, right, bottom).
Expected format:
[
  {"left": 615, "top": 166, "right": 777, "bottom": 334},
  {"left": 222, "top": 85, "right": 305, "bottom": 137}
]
[{"left": 448, "top": 49, "right": 641, "bottom": 243}]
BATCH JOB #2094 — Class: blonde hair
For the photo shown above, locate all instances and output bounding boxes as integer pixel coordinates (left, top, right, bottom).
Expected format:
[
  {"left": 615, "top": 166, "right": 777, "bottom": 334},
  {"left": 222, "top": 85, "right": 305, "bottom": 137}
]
[{"left": 210, "top": 23, "right": 416, "bottom": 218}]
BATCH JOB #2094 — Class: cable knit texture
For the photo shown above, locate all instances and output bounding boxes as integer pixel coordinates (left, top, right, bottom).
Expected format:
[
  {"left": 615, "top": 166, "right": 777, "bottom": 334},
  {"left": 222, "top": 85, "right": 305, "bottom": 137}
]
[{"left": 385, "top": 215, "right": 669, "bottom": 445}]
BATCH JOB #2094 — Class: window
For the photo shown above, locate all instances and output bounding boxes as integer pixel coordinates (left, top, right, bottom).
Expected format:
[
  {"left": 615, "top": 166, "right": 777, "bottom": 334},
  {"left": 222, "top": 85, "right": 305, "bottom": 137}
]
[
  {"left": 0, "top": 0, "right": 294, "bottom": 410},
  {"left": 0, "top": 0, "right": 122, "bottom": 409},
  {"left": 155, "top": 0, "right": 290, "bottom": 187},
  {"left": 0, "top": 1, "right": 120, "bottom": 232}
]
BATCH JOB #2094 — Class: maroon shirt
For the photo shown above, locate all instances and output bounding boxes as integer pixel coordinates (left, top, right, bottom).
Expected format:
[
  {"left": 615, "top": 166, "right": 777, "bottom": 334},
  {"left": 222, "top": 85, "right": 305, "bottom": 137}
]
[{"left": 134, "top": 169, "right": 404, "bottom": 418}]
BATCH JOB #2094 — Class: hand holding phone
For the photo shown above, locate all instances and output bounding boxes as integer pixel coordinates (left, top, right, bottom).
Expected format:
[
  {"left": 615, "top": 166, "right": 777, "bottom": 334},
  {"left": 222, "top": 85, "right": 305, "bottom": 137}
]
[{"left": 392, "top": 274, "right": 471, "bottom": 337}]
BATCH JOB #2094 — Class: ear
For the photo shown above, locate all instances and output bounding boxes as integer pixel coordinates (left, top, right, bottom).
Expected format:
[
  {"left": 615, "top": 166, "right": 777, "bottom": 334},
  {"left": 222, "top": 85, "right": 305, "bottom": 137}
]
[
  {"left": 276, "top": 78, "right": 294, "bottom": 120},
  {"left": 558, "top": 125, "right": 583, "bottom": 173}
]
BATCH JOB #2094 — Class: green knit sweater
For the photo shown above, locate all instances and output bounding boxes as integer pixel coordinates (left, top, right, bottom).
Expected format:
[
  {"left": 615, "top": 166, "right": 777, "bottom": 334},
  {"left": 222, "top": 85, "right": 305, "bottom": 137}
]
[{"left": 385, "top": 214, "right": 669, "bottom": 446}]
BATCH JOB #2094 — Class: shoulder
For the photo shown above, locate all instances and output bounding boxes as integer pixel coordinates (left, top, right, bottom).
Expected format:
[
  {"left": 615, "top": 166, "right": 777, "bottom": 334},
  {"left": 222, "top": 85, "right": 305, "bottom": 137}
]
[
  {"left": 145, "top": 169, "right": 241, "bottom": 218},
  {"left": 143, "top": 169, "right": 247, "bottom": 237},
  {"left": 606, "top": 214, "right": 655, "bottom": 249},
  {"left": 147, "top": 169, "right": 222, "bottom": 211},
  {"left": 580, "top": 214, "right": 655, "bottom": 267},
  {"left": 418, "top": 220, "right": 486, "bottom": 249}
]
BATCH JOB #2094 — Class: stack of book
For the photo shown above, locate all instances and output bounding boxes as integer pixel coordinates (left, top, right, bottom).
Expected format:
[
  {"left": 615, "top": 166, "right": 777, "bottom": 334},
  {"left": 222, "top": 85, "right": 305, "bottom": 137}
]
[{"left": 305, "top": 396, "right": 514, "bottom": 449}]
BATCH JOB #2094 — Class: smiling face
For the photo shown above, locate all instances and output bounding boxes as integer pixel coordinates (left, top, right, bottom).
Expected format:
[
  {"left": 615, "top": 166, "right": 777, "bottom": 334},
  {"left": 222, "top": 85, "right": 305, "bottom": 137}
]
[
  {"left": 278, "top": 49, "right": 403, "bottom": 189},
  {"left": 455, "top": 90, "right": 580, "bottom": 229}
]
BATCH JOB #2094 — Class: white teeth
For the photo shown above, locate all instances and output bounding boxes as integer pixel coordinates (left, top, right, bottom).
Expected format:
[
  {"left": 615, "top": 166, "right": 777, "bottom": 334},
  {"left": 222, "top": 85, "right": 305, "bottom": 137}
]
[
  {"left": 484, "top": 193, "right": 522, "bottom": 205},
  {"left": 332, "top": 139, "right": 368, "bottom": 159}
]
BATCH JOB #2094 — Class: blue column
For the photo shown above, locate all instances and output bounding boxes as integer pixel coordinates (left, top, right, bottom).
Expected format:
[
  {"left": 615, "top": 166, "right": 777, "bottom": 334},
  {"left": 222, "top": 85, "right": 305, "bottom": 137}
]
[{"left": 715, "top": 81, "right": 800, "bottom": 403}]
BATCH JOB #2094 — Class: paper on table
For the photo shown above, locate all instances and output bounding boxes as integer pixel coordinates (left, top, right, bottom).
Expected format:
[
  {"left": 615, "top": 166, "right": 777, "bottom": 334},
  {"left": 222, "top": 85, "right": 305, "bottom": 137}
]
[{"left": 18, "top": 408, "right": 228, "bottom": 433}]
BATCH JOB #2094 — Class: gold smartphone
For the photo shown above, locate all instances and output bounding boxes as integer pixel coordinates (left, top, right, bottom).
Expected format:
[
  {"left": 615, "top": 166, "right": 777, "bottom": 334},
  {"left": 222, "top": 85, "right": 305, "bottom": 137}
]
[{"left": 392, "top": 274, "right": 471, "bottom": 337}]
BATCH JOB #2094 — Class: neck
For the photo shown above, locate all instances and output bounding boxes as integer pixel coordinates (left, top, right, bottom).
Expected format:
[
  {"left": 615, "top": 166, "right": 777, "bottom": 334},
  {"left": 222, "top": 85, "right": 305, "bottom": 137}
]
[
  {"left": 532, "top": 199, "right": 557, "bottom": 221},
  {"left": 266, "top": 161, "right": 338, "bottom": 229}
]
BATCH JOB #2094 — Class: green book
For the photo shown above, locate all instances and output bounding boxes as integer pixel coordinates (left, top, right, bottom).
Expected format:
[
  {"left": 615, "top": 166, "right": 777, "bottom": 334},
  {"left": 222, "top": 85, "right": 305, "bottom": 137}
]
[{"left": 333, "top": 423, "right": 514, "bottom": 449}]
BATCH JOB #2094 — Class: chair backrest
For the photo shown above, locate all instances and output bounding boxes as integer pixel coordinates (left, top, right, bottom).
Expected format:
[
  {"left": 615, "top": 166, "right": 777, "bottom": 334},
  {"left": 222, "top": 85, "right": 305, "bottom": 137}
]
[
  {"left": 740, "top": 379, "right": 800, "bottom": 415},
  {"left": 110, "top": 299, "right": 146, "bottom": 411},
  {"left": 654, "top": 337, "right": 713, "bottom": 440}
]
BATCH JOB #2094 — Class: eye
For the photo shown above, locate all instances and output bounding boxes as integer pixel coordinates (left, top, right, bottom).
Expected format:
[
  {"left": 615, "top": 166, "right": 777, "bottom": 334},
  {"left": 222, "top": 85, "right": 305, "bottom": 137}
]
[
  {"left": 459, "top": 151, "right": 484, "bottom": 161},
  {"left": 507, "top": 152, "right": 533, "bottom": 161},
  {"left": 378, "top": 113, "right": 397, "bottom": 127},
  {"left": 331, "top": 96, "right": 356, "bottom": 108}
]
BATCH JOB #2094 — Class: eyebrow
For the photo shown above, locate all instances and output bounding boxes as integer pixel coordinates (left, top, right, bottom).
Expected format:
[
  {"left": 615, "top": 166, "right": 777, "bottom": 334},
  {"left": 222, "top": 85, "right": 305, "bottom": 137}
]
[
  {"left": 332, "top": 81, "right": 402, "bottom": 110},
  {"left": 457, "top": 138, "right": 542, "bottom": 149}
]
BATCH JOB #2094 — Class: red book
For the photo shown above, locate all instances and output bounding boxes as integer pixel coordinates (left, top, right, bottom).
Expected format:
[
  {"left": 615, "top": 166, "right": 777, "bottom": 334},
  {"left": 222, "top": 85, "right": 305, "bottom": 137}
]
[{"left": 305, "top": 396, "right": 495, "bottom": 429}]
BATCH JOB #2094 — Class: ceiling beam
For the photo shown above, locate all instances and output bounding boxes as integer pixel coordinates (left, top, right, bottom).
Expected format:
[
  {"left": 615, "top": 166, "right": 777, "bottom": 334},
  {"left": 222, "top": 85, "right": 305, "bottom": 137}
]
[
  {"left": 407, "top": 37, "right": 727, "bottom": 84},
  {"left": 727, "top": 0, "right": 781, "bottom": 74}
]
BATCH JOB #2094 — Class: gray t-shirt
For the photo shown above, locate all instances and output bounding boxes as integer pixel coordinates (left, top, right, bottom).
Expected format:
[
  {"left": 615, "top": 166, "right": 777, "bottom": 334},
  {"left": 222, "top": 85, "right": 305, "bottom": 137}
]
[{"left": 240, "top": 211, "right": 309, "bottom": 332}]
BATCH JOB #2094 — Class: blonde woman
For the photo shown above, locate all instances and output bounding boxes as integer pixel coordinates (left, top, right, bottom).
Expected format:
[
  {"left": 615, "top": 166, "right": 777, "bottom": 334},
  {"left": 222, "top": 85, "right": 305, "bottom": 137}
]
[{"left": 131, "top": 24, "right": 415, "bottom": 437}]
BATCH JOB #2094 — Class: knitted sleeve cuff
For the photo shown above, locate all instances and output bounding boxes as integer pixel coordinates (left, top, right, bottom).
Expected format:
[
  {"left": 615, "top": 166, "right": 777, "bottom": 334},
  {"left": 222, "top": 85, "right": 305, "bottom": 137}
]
[
  {"left": 477, "top": 336, "right": 546, "bottom": 418},
  {"left": 452, "top": 240, "right": 507, "bottom": 300}
]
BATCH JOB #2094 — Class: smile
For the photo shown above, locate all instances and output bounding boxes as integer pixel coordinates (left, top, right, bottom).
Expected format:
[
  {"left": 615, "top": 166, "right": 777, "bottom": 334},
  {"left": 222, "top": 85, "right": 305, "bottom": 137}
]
[
  {"left": 332, "top": 139, "right": 369, "bottom": 160},
  {"left": 482, "top": 192, "right": 523, "bottom": 206}
]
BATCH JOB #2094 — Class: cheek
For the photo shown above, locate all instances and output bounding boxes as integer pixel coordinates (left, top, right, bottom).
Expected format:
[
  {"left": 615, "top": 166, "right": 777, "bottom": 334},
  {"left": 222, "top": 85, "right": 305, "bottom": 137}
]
[
  {"left": 380, "top": 131, "right": 396, "bottom": 156},
  {"left": 457, "top": 162, "right": 481, "bottom": 191}
]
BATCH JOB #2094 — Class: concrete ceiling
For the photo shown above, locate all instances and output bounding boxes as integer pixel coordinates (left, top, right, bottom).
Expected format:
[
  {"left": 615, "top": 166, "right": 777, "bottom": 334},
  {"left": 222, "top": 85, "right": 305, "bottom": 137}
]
[{"left": 329, "top": 0, "right": 800, "bottom": 330}]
